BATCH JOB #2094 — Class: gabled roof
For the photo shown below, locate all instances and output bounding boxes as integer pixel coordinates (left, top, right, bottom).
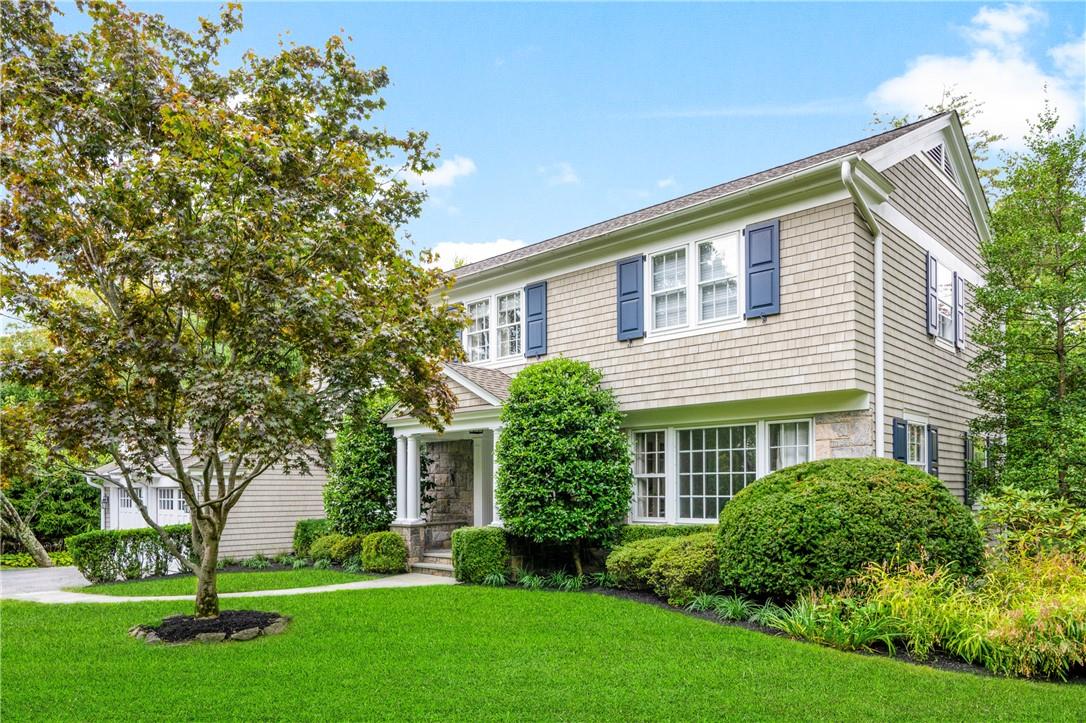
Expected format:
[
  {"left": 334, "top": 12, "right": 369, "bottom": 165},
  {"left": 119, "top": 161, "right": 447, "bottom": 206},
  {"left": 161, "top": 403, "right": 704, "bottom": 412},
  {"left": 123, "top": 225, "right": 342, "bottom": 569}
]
[
  {"left": 453, "top": 113, "right": 953, "bottom": 279},
  {"left": 444, "top": 363, "right": 511, "bottom": 402}
]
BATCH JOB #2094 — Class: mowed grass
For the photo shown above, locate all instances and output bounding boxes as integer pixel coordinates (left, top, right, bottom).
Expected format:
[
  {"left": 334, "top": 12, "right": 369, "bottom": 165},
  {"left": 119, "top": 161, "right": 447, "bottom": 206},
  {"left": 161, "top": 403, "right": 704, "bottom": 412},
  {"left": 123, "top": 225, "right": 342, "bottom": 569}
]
[
  {"left": 2, "top": 586, "right": 1083, "bottom": 721},
  {"left": 75, "top": 568, "right": 373, "bottom": 596}
]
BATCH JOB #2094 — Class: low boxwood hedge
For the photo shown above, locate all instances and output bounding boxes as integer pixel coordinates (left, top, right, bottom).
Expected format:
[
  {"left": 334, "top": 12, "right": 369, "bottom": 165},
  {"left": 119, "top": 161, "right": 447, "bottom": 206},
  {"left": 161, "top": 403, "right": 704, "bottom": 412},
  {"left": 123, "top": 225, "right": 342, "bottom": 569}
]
[
  {"left": 718, "top": 458, "right": 985, "bottom": 599},
  {"left": 330, "top": 534, "right": 366, "bottom": 563},
  {"left": 647, "top": 532, "right": 719, "bottom": 606},
  {"left": 605, "top": 536, "right": 676, "bottom": 590},
  {"left": 309, "top": 533, "right": 346, "bottom": 562},
  {"left": 293, "top": 518, "right": 332, "bottom": 557},
  {"left": 66, "top": 525, "right": 194, "bottom": 583},
  {"left": 361, "top": 531, "right": 407, "bottom": 573},
  {"left": 451, "top": 527, "right": 508, "bottom": 583},
  {"left": 616, "top": 523, "right": 717, "bottom": 546}
]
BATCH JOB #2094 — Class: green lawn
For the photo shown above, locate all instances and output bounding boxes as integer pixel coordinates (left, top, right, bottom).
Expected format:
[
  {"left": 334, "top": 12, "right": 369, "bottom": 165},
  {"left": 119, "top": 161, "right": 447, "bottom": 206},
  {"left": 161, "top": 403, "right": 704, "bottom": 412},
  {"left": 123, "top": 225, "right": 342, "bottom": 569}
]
[
  {"left": 2, "top": 587, "right": 1082, "bottom": 721},
  {"left": 74, "top": 568, "right": 373, "bottom": 596}
]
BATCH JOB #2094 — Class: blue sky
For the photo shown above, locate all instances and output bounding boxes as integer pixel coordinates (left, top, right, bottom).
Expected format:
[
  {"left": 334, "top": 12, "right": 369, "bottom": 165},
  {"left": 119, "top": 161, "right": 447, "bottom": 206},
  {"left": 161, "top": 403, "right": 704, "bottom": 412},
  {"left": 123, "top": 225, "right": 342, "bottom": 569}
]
[{"left": 55, "top": 2, "right": 1084, "bottom": 267}]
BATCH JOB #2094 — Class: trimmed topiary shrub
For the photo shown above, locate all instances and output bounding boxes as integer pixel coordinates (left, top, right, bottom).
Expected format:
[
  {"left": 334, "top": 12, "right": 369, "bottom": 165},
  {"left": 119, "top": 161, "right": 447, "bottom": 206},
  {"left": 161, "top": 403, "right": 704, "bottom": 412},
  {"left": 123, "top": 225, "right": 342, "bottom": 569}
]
[
  {"left": 718, "top": 458, "right": 985, "bottom": 599},
  {"left": 451, "top": 527, "right": 508, "bottom": 583},
  {"left": 66, "top": 525, "right": 194, "bottom": 583},
  {"left": 293, "top": 518, "right": 332, "bottom": 557},
  {"left": 330, "top": 534, "right": 366, "bottom": 563},
  {"left": 361, "top": 531, "right": 407, "bottom": 573},
  {"left": 324, "top": 392, "right": 397, "bottom": 535},
  {"left": 647, "top": 532, "right": 720, "bottom": 607},
  {"left": 497, "top": 359, "right": 632, "bottom": 574},
  {"left": 605, "top": 536, "right": 676, "bottom": 590},
  {"left": 617, "top": 524, "right": 717, "bottom": 546},
  {"left": 309, "top": 533, "right": 345, "bottom": 562}
]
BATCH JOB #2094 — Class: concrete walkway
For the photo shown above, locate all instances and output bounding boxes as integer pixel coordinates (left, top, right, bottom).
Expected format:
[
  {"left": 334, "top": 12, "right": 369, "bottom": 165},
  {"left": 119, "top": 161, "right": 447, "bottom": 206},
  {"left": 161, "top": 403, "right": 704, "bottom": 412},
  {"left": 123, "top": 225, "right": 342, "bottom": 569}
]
[
  {"left": 1, "top": 568, "right": 456, "bottom": 604},
  {"left": 0, "top": 565, "right": 90, "bottom": 595}
]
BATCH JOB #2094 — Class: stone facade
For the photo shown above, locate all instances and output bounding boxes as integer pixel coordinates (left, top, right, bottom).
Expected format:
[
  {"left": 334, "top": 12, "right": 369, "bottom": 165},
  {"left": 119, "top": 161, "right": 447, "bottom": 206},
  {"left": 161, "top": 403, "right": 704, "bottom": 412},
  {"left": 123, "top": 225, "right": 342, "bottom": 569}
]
[
  {"left": 814, "top": 409, "right": 875, "bottom": 460},
  {"left": 424, "top": 440, "right": 474, "bottom": 524}
]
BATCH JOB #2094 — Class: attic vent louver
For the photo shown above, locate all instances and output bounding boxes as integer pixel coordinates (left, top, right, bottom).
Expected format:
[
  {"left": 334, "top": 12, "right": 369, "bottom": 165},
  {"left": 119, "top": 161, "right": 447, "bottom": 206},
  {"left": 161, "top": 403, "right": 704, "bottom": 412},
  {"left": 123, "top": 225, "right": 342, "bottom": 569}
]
[{"left": 925, "top": 144, "right": 956, "bottom": 183}]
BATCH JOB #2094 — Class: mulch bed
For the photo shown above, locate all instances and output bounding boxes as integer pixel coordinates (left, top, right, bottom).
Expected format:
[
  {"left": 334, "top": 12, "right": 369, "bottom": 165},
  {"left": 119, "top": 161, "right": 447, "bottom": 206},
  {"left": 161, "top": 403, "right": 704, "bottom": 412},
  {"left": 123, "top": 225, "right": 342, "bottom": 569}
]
[{"left": 131, "top": 610, "right": 289, "bottom": 645}]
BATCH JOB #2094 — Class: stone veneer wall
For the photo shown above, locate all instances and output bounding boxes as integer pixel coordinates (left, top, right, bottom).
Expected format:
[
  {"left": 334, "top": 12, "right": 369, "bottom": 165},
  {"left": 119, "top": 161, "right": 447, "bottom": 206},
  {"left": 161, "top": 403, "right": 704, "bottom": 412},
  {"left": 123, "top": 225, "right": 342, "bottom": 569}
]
[
  {"left": 814, "top": 409, "right": 875, "bottom": 460},
  {"left": 424, "top": 440, "right": 473, "bottom": 523}
]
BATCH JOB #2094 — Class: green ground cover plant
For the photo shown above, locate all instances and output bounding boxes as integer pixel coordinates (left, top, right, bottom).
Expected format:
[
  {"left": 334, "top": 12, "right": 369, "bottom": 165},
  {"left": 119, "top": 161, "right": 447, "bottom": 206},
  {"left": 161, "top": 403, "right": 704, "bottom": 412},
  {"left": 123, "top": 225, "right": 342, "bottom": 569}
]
[{"left": 1, "top": 587, "right": 1082, "bottom": 720}]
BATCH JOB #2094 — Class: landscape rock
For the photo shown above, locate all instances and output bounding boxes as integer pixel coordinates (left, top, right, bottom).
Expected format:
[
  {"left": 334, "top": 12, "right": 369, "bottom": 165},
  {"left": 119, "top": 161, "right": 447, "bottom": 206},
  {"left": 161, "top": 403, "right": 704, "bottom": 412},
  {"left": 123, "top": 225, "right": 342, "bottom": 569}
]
[
  {"left": 230, "top": 627, "right": 261, "bottom": 641},
  {"left": 144, "top": 632, "right": 162, "bottom": 645},
  {"left": 195, "top": 632, "right": 227, "bottom": 643},
  {"left": 262, "top": 618, "right": 289, "bottom": 636}
]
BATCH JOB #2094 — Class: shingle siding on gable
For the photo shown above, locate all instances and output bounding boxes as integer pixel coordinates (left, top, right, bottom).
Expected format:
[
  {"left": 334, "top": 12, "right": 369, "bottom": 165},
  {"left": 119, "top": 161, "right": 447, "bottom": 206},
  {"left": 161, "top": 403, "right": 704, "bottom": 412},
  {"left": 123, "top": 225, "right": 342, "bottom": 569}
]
[
  {"left": 883, "top": 156, "right": 984, "bottom": 273},
  {"left": 877, "top": 219, "right": 981, "bottom": 499},
  {"left": 492, "top": 199, "right": 874, "bottom": 411},
  {"left": 444, "top": 379, "right": 494, "bottom": 413}
]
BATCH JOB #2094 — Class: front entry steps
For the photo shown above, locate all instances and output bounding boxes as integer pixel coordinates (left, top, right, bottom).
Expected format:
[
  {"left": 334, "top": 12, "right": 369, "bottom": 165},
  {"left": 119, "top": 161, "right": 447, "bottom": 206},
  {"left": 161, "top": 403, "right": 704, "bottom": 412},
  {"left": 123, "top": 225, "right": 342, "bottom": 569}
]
[{"left": 410, "top": 548, "right": 454, "bottom": 577}]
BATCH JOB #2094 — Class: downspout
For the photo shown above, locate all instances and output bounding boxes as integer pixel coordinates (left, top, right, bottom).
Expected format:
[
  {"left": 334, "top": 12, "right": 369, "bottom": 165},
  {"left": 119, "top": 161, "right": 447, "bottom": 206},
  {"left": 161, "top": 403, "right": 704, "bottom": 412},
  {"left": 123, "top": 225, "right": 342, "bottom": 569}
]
[{"left": 841, "top": 160, "right": 885, "bottom": 457}]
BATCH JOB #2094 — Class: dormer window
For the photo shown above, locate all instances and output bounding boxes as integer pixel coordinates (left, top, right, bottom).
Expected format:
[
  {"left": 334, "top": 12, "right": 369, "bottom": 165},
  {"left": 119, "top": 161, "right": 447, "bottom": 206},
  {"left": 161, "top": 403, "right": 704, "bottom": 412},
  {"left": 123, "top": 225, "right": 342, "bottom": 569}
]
[{"left": 924, "top": 143, "right": 956, "bottom": 183}]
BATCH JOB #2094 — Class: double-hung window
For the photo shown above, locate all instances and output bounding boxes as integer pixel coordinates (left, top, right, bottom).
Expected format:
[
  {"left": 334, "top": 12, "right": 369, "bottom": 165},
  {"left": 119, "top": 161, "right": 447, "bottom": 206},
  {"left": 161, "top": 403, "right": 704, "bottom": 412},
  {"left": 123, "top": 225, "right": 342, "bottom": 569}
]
[
  {"left": 697, "top": 234, "right": 739, "bottom": 322},
  {"left": 632, "top": 431, "right": 666, "bottom": 520},
  {"left": 935, "top": 260, "right": 954, "bottom": 344},
  {"left": 651, "top": 249, "right": 687, "bottom": 329},
  {"left": 907, "top": 421, "right": 926, "bottom": 468},
  {"left": 769, "top": 420, "right": 811, "bottom": 471},
  {"left": 466, "top": 299, "right": 491, "bottom": 362},
  {"left": 496, "top": 292, "right": 522, "bottom": 358}
]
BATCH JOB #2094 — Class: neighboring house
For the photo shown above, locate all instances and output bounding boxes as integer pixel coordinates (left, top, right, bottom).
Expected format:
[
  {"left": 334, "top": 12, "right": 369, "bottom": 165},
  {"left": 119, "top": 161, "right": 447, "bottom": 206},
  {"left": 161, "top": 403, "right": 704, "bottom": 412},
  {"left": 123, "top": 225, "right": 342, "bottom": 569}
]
[
  {"left": 86, "top": 454, "right": 326, "bottom": 559},
  {"left": 386, "top": 112, "right": 989, "bottom": 572}
]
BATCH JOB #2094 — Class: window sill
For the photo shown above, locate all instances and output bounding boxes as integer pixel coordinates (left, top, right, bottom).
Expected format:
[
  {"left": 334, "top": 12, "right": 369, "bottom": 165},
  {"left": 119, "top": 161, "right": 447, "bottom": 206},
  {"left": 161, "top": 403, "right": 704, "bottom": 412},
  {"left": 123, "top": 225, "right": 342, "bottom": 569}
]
[
  {"left": 643, "top": 317, "right": 746, "bottom": 345},
  {"left": 463, "top": 356, "right": 526, "bottom": 371}
]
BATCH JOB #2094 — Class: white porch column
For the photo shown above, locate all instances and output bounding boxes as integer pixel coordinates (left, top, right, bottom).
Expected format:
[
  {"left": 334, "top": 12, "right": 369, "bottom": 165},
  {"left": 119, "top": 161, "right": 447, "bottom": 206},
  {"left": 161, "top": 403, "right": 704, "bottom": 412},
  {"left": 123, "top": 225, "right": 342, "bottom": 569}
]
[
  {"left": 405, "top": 434, "right": 421, "bottom": 521},
  {"left": 472, "top": 436, "right": 485, "bottom": 527},
  {"left": 489, "top": 425, "right": 504, "bottom": 528},
  {"left": 395, "top": 435, "right": 408, "bottom": 522}
]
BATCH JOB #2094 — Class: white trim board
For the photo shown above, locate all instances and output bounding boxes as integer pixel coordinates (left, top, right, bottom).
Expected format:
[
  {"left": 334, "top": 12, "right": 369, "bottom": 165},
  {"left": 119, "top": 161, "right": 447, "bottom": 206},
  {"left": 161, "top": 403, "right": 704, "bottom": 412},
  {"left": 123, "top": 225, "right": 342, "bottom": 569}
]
[
  {"left": 441, "top": 365, "right": 502, "bottom": 407},
  {"left": 874, "top": 202, "right": 984, "bottom": 287}
]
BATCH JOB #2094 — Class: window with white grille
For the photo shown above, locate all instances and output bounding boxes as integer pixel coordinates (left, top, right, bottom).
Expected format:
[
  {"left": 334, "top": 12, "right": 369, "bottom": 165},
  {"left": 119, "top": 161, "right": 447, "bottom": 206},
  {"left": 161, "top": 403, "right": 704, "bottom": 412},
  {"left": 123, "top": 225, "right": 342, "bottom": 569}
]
[
  {"left": 651, "top": 248, "right": 687, "bottom": 329},
  {"left": 632, "top": 431, "right": 666, "bottom": 520},
  {"left": 465, "top": 299, "right": 491, "bottom": 362},
  {"left": 769, "top": 421, "right": 811, "bottom": 471},
  {"left": 697, "top": 234, "right": 740, "bottom": 321},
  {"left": 678, "top": 425, "right": 757, "bottom": 521},
  {"left": 496, "top": 292, "right": 522, "bottom": 358}
]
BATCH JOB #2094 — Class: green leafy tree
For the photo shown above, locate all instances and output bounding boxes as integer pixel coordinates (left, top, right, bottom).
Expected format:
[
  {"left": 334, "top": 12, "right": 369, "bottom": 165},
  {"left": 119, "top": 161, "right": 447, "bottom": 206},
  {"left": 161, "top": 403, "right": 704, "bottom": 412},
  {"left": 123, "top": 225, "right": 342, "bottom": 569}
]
[
  {"left": 966, "top": 106, "right": 1086, "bottom": 502},
  {"left": 871, "top": 89, "right": 1005, "bottom": 195},
  {"left": 496, "top": 359, "right": 632, "bottom": 574},
  {"left": 1, "top": 1, "right": 463, "bottom": 616},
  {"left": 324, "top": 392, "right": 397, "bottom": 535}
]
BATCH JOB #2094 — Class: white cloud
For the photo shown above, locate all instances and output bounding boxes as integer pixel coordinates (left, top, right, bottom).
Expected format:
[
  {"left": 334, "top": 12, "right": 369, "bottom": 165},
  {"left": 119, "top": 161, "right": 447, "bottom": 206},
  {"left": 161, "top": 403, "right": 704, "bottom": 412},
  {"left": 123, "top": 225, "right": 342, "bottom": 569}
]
[
  {"left": 1049, "top": 33, "right": 1085, "bottom": 77},
  {"left": 538, "top": 161, "right": 580, "bottom": 186},
  {"left": 868, "top": 4, "right": 1084, "bottom": 149},
  {"left": 412, "top": 155, "right": 477, "bottom": 189},
  {"left": 427, "top": 238, "right": 525, "bottom": 270},
  {"left": 656, "top": 177, "right": 677, "bottom": 189}
]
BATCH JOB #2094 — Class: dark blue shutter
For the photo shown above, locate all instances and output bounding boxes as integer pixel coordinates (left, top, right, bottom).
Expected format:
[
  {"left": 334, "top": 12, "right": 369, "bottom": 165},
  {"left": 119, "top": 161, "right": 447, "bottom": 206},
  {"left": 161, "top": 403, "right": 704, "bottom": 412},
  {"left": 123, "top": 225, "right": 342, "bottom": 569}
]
[
  {"left": 616, "top": 255, "right": 644, "bottom": 341},
  {"left": 954, "top": 272, "right": 965, "bottom": 350},
  {"left": 524, "top": 281, "right": 547, "bottom": 357},
  {"left": 892, "top": 418, "right": 908, "bottom": 462},
  {"left": 927, "top": 426, "right": 939, "bottom": 478},
  {"left": 926, "top": 252, "right": 939, "bottom": 336},
  {"left": 744, "top": 219, "right": 780, "bottom": 318}
]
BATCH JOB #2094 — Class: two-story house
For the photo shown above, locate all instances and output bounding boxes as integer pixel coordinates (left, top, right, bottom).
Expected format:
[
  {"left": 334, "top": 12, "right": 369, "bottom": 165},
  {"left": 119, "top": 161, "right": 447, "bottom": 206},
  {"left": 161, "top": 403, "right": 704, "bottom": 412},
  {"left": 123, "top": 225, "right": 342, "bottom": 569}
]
[{"left": 385, "top": 112, "right": 989, "bottom": 572}]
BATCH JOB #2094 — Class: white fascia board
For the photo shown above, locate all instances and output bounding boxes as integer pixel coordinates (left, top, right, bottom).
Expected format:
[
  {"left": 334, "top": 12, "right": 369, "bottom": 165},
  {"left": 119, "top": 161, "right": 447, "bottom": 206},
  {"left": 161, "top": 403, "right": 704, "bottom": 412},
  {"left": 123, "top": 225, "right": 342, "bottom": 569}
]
[
  {"left": 875, "top": 202, "right": 984, "bottom": 287},
  {"left": 441, "top": 366, "right": 502, "bottom": 407},
  {"left": 386, "top": 408, "right": 502, "bottom": 436}
]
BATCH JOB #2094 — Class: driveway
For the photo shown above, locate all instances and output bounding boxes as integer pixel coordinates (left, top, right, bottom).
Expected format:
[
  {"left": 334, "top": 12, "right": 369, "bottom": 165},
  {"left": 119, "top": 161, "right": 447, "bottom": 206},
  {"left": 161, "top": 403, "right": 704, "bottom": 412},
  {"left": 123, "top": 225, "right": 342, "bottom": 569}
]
[{"left": 0, "top": 566, "right": 90, "bottom": 597}]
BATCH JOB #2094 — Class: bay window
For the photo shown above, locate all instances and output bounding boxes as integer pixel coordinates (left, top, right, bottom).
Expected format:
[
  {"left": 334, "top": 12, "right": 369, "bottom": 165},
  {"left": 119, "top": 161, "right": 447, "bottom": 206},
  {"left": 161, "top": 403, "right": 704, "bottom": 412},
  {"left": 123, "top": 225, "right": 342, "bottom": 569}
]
[{"left": 631, "top": 418, "right": 810, "bottom": 524}]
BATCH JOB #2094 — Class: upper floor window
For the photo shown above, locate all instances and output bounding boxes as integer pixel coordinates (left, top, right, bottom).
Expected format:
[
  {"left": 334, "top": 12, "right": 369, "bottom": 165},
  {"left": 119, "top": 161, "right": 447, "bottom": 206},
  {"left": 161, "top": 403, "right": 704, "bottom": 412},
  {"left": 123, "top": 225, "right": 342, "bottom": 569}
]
[
  {"left": 907, "top": 421, "right": 926, "bottom": 468},
  {"left": 651, "top": 249, "right": 687, "bottom": 329},
  {"left": 649, "top": 232, "right": 742, "bottom": 334},
  {"left": 934, "top": 260, "right": 955, "bottom": 344},
  {"left": 496, "top": 292, "right": 522, "bottom": 358},
  {"left": 466, "top": 299, "right": 491, "bottom": 362}
]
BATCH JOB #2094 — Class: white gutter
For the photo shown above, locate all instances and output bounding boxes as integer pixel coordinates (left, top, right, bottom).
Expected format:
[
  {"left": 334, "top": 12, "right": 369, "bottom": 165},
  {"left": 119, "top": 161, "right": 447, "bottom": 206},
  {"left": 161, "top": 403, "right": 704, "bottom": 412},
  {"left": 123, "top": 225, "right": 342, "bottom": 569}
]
[{"left": 841, "top": 160, "right": 885, "bottom": 457}]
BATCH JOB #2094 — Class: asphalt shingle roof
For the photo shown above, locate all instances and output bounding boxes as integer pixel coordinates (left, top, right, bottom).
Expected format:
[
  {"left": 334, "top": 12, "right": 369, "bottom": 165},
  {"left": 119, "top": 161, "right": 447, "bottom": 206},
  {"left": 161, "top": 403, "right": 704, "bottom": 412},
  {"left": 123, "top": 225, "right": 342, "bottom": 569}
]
[
  {"left": 453, "top": 114, "right": 949, "bottom": 279},
  {"left": 446, "top": 362, "right": 511, "bottom": 401}
]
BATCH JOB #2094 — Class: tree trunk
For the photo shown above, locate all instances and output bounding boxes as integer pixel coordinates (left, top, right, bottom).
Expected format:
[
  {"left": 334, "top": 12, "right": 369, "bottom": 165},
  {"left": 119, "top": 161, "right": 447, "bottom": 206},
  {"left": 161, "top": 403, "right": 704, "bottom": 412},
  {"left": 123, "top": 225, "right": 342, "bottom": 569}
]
[
  {"left": 571, "top": 544, "right": 583, "bottom": 577},
  {"left": 1056, "top": 315, "right": 1069, "bottom": 499},
  {"left": 194, "top": 535, "right": 220, "bottom": 618},
  {"left": 0, "top": 492, "right": 52, "bottom": 567}
]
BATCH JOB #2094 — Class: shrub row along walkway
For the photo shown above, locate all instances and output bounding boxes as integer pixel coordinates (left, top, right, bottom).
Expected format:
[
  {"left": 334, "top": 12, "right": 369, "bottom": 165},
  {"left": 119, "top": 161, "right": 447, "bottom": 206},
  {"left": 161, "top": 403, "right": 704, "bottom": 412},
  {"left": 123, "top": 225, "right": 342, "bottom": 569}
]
[{"left": 0, "top": 568, "right": 455, "bottom": 603}]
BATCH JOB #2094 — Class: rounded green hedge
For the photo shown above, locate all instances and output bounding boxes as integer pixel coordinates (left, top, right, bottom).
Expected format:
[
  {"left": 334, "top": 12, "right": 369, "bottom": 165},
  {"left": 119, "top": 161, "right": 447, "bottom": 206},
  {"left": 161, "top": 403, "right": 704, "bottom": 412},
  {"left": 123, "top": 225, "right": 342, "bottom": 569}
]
[
  {"left": 361, "top": 531, "right": 408, "bottom": 573},
  {"left": 451, "top": 527, "right": 508, "bottom": 584},
  {"left": 647, "top": 532, "right": 719, "bottom": 607},
  {"left": 605, "top": 536, "right": 676, "bottom": 591},
  {"left": 717, "top": 458, "right": 984, "bottom": 599},
  {"left": 330, "top": 534, "right": 366, "bottom": 563},
  {"left": 309, "top": 533, "right": 346, "bottom": 562}
]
